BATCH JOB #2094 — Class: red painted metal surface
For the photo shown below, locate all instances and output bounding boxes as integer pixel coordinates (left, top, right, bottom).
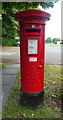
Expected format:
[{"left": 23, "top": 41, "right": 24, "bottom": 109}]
[{"left": 14, "top": 10, "right": 51, "bottom": 94}]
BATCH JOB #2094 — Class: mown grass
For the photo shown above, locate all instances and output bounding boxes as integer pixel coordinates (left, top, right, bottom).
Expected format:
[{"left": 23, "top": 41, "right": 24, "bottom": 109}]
[
  {"left": 45, "top": 65, "right": 62, "bottom": 97},
  {"left": 2, "top": 65, "right": 62, "bottom": 118},
  {"left": 0, "top": 63, "right": 6, "bottom": 70},
  {"left": 46, "top": 43, "right": 63, "bottom": 47}
]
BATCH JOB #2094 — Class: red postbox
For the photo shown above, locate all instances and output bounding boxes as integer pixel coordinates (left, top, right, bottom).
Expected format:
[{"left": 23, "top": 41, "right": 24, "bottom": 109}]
[{"left": 14, "top": 10, "right": 50, "bottom": 108}]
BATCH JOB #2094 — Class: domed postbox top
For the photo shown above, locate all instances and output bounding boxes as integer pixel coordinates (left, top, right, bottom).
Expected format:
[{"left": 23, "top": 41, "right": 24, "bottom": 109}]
[{"left": 14, "top": 9, "right": 51, "bottom": 24}]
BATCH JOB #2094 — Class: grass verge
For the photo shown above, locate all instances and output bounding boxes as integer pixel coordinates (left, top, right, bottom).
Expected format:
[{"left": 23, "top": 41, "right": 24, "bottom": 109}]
[
  {"left": 2, "top": 65, "right": 62, "bottom": 118},
  {"left": 0, "top": 63, "right": 7, "bottom": 70},
  {"left": 46, "top": 43, "right": 63, "bottom": 47}
]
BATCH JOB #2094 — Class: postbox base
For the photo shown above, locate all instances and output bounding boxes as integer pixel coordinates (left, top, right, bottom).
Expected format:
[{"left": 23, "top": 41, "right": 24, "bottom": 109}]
[{"left": 20, "top": 91, "right": 44, "bottom": 109}]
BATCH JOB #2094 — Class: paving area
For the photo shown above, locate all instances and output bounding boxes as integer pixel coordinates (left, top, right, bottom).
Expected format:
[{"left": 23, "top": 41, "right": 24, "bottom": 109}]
[{"left": 0, "top": 64, "right": 20, "bottom": 110}]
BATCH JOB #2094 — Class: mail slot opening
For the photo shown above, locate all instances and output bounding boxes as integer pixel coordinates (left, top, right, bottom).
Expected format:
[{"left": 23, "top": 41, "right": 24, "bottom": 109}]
[{"left": 26, "top": 29, "right": 40, "bottom": 33}]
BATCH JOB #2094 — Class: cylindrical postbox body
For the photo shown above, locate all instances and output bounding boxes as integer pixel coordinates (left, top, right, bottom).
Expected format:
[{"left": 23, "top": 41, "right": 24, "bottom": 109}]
[{"left": 14, "top": 10, "right": 50, "bottom": 108}]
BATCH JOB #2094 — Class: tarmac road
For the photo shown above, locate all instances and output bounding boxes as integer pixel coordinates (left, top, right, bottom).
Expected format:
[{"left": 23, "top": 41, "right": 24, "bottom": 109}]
[
  {"left": 45, "top": 45, "right": 62, "bottom": 65},
  {"left": 0, "top": 47, "right": 20, "bottom": 64},
  {"left": 0, "top": 45, "right": 62, "bottom": 65}
]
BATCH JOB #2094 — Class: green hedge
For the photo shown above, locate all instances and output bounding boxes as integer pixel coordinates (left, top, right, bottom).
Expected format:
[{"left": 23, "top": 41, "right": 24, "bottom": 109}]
[
  {"left": 2, "top": 37, "right": 18, "bottom": 46},
  {"left": 60, "top": 42, "right": 63, "bottom": 44}
]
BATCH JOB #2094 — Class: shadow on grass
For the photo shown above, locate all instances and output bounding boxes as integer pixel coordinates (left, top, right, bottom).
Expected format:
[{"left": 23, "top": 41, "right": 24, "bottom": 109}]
[{"left": 2, "top": 65, "right": 62, "bottom": 118}]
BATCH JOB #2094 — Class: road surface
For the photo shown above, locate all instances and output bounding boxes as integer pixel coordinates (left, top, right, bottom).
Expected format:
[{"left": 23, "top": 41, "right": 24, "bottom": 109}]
[
  {"left": 0, "top": 45, "right": 62, "bottom": 65},
  {"left": 45, "top": 45, "right": 62, "bottom": 65}
]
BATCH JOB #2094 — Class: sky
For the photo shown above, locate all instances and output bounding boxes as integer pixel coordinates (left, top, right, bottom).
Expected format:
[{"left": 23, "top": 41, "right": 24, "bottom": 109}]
[{"left": 39, "top": 1, "right": 61, "bottom": 39}]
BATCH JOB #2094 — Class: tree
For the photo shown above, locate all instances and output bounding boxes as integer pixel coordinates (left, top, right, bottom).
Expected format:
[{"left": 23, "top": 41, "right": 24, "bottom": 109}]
[
  {"left": 45, "top": 37, "right": 53, "bottom": 43},
  {"left": 53, "top": 38, "right": 61, "bottom": 44},
  {"left": 2, "top": 1, "right": 60, "bottom": 46}
]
